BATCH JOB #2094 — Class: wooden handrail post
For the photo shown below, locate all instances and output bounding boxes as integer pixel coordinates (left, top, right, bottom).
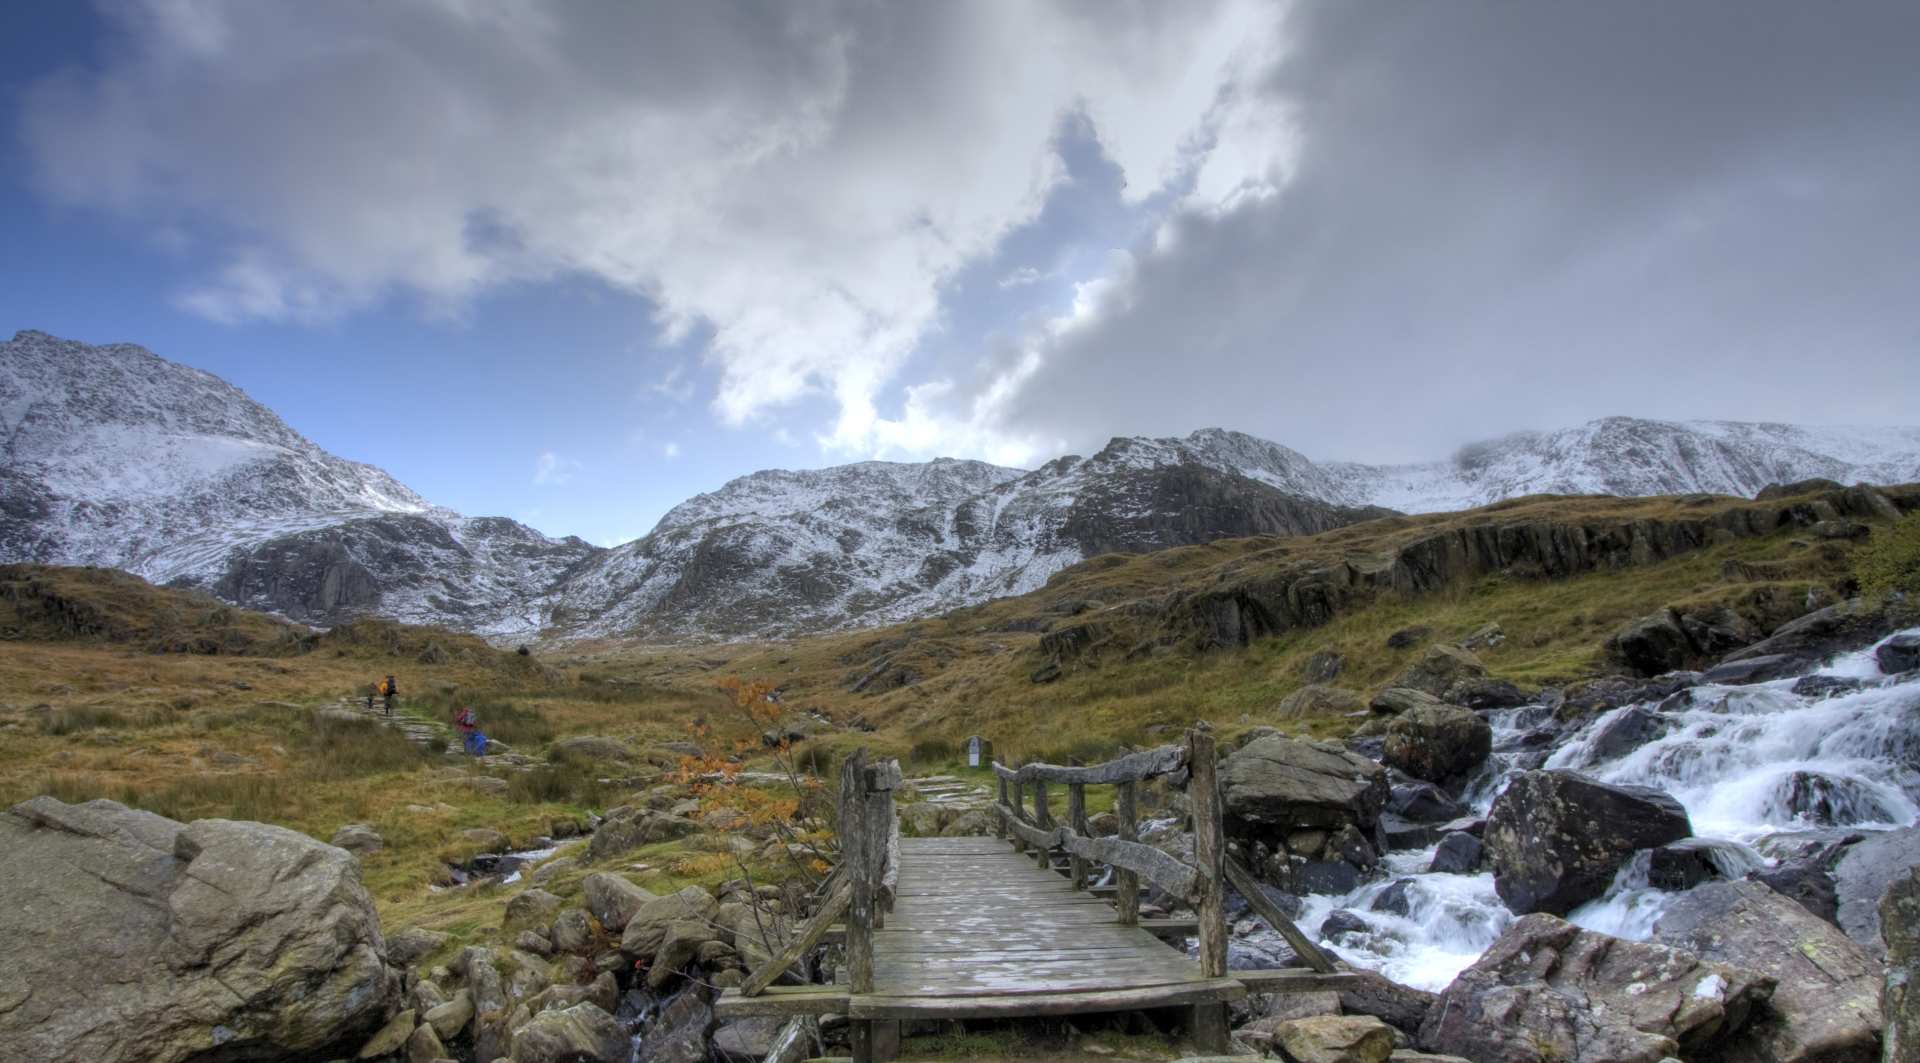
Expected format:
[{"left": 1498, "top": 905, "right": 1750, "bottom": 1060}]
[
  {"left": 997, "top": 775, "right": 1009, "bottom": 840},
  {"left": 1067, "top": 780, "right": 1088, "bottom": 890},
  {"left": 1032, "top": 777, "right": 1053, "bottom": 869},
  {"left": 841, "top": 751, "right": 874, "bottom": 995},
  {"left": 1186, "top": 724, "right": 1229, "bottom": 1053},
  {"left": 1009, "top": 768, "right": 1027, "bottom": 853},
  {"left": 1115, "top": 780, "right": 1139, "bottom": 926}
]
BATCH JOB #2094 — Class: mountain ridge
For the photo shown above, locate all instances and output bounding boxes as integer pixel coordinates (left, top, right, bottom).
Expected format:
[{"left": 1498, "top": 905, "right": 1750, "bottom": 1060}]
[{"left": 6, "top": 329, "right": 1920, "bottom": 641}]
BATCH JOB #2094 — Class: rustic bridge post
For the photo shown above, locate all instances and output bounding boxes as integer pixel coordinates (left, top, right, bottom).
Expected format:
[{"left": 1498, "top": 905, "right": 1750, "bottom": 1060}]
[
  {"left": 1186, "top": 724, "right": 1230, "bottom": 1053},
  {"left": 1032, "top": 776, "right": 1052, "bottom": 869},
  {"left": 1115, "top": 779, "right": 1139, "bottom": 926},
  {"left": 1067, "top": 777, "right": 1089, "bottom": 890}
]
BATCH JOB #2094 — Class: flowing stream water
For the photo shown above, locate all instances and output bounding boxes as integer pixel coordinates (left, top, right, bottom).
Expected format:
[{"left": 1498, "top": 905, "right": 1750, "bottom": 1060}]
[{"left": 1262, "top": 629, "right": 1920, "bottom": 992}]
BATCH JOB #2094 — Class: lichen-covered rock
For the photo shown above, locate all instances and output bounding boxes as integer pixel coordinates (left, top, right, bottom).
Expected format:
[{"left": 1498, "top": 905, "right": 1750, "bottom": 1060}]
[
  {"left": 621, "top": 885, "right": 720, "bottom": 957},
  {"left": 582, "top": 871, "right": 656, "bottom": 931},
  {"left": 1278, "top": 683, "right": 1367, "bottom": 718},
  {"left": 1383, "top": 703, "right": 1491, "bottom": 784},
  {"left": 387, "top": 926, "right": 451, "bottom": 965},
  {"left": 1392, "top": 644, "right": 1488, "bottom": 697},
  {"left": 0, "top": 797, "right": 396, "bottom": 1063},
  {"left": 507, "top": 1002, "right": 627, "bottom": 1063},
  {"left": 1484, "top": 770, "right": 1691, "bottom": 915},
  {"left": 1654, "top": 879, "right": 1883, "bottom": 1063},
  {"left": 1272, "top": 1014, "right": 1397, "bottom": 1063},
  {"left": 1883, "top": 865, "right": 1920, "bottom": 1063},
  {"left": 331, "top": 821, "right": 385, "bottom": 853},
  {"left": 1419, "top": 913, "right": 1771, "bottom": 1063},
  {"left": 504, "top": 888, "right": 565, "bottom": 929},
  {"left": 1222, "top": 733, "right": 1390, "bottom": 832}
]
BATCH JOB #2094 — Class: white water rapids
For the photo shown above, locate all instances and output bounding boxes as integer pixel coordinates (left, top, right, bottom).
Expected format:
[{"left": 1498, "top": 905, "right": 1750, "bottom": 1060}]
[{"left": 1266, "top": 629, "right": 1920, "bottom": 992}]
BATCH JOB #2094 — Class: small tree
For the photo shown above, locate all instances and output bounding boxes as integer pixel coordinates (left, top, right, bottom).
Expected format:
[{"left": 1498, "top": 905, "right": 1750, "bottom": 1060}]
[{"left": 1857, "top": 513, "right": 1920, "bottom": 599}]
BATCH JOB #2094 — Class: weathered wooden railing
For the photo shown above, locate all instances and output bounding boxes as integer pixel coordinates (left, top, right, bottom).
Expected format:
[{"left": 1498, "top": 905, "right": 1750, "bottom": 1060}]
[
  {"left": 735, "top": 749, "right": 901, "bottom": 1007},
  {"left": 993, "top": 724, "right": 1337, "bottom": 1051}
]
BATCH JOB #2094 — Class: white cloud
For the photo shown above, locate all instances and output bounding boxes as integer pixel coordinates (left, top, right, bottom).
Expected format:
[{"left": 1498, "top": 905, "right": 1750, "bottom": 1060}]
[
  {"left": 649, "top": 363, "right": 695, "bottom": 404},
  {"left": 662, "top": 442, "right": 681, "bottom": 460},
  {"left": 23, "top": 0, "right": 1292, "bottom": 460},
  {"left": 998, "top": 266, "right": 1048, "bottom": 289},
  {"left": 533, "top": 450, "right": 580, "bottom": 486}
]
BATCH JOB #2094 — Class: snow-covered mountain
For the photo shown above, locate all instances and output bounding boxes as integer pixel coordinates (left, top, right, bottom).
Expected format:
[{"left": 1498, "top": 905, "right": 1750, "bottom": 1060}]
[
  {"left": 1320, "top": 416, "right": 1920, "bottom": 513},
  {"left": 0, "top": 330, "right": 600, "bottom": 636},
  {"left": 6, "top": 329, "right": 1919, "bottom": 643}
]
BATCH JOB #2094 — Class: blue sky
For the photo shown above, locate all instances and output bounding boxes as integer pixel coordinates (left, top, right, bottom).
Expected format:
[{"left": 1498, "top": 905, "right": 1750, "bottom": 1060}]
[{"left": 4, "top": 2, "right": 1916, "bottom": 546}]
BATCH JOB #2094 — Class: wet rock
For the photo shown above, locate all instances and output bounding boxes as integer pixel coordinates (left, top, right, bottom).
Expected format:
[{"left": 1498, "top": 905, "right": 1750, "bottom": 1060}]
[
  {"left": 1419, "top": 913, "right": 1771, "bottom": 1063},
  {"left": 633, "top": 988, "right": 714, "bottom": 1063},
  {"left": 582, "top": 871, "right": 656, "bottom": 931},
  {"left": 1371, "top": 879, "right": 1415, "bottom": 916},
  {"left": 1320, "top": 910, "right": 1371, "bottom": 938},
  {"left": 1654, "top": 879, "right": 1882, "bottom": 1063},
  {"left": 1272, "top": 1014, "right": 1397, "bottom": 1063},
  {"left": 1484, "top": 770, "right": 1692, "bottom": 915},
  {"left": 1776, "top": 771, "right": 1905, "bottom": 827},
  {"left": 1834, "top": 825, "right": 1920, "bottom": 959},
  {"left": 1428, "top": 832, "right": 1482, "bottom": 875},
  {"left": 0, "top": 797, "right": 395, "bottom": 1063},
  {"left": 1222, "top": 734, "right": 1390, "bottom": 833},
  {"left": 1882, "top": 866, "right": 1920, "bottom": 1063},
  {"left": 1557, "top": 674, "right": 1698, "bottom": 719},
  {"left": 1791, "top": 673, "right": 1866, "bottom": 699},
  {"left": 1751, "top": 858, "right": 1841, "bottom": 926},
  {"left": 1383, "top": 703, "right": 1491, "bottom": 784},
  {"left": 1703, "top": 654, "right": 1801, "bottom": 685},
  {"left": 1339, "top": 970, "right": 1435, "bottom": 1035},
  {"left": 331, "top": 822, "right": 385, "bottom": 853},
  {"left": 1719, "top": 599, "right": 1892, "bottom": 675},
  {"left": 1880, "top": 633, "right": 1920, "bottom": 676},
  {"left": 1388, "top": 783, "right": 1467, "bottom": 823},
  {"left": 1378, "top": 815, "right": 1444, "bottom": 851},
  {"left": 507, "top": 1002, "right": 627, "bottom": 1063},
  {"left": 1585, "top": 704, "right": 1669, "bottom": 762},
  {"left": 1646, "top": 838, "right": 1758, "bottom": 891}
]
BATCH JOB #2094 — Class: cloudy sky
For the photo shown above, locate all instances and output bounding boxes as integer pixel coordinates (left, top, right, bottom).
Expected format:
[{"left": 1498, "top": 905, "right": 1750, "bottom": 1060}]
[{"left": 3, "top": 1, "right": 1916, "bottom": 545}]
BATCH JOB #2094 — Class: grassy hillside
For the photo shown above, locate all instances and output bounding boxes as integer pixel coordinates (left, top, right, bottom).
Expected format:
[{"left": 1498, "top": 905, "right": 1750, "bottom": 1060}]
[{"left": 567, "top": 483, "right": 1919, "bottom": 762}]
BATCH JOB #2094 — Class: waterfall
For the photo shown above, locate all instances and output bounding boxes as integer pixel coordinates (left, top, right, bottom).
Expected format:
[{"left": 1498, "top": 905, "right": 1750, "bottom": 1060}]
[{"left": 1244, "top": 628, "right": 1920, "bottom": 992}]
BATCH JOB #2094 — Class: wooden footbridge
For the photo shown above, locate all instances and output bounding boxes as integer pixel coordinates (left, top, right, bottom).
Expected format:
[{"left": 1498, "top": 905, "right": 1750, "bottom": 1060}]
[{"left": 718, "top": 725, "right": 1355, "bottom": 1062}]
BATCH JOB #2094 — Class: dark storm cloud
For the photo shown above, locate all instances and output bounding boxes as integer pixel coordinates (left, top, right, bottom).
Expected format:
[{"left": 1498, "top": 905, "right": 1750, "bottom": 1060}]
[{"left": 994, "top": 1, "right": 1920, "bottom": 461}]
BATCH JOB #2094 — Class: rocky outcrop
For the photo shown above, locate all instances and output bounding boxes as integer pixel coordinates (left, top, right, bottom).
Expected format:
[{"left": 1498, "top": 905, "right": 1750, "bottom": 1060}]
[
  {"left": 1419, "top": 913, "right": 1771, "bottom": 1063},
  {"left": 0, "top": 797, "right": 395, "bottom": 1063},
  {"left": 1483, "top": 770, "right": 1692, "bottom": 915},
  {"left": 1718, "top": 599, "right": 1897, "bottom": 675},
  {"left": 1383, "top": 703, "right": 1491, "bottom": 784},
  {"left": 1654, "top": 878, "right": 1883, "bottom": 1062}
]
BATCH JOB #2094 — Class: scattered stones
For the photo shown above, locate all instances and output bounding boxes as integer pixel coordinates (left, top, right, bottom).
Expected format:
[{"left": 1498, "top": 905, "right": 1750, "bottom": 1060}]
[
  {"left": 0, "top": 797, "right": 395, "bottom": 1063},
  {"left": 1419, "top": 913, "right": 1770, "bottom": 1063},
  {"left": 1655, "top": 879, "right": 1883, "bottom": 1063},
  {"left": 1383, "top": 703, "right": 1491, "bottom": 784},
  {"left": 1483, "top": 770, "right": 1691, "bottom": 915}
]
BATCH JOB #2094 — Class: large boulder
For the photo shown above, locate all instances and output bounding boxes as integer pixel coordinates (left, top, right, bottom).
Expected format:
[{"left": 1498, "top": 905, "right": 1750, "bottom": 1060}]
[
  {"left": 1720, "top": 599, "right": 1892, "bottom": 673},
  {"left": 621, "top": 885, "right": 720, "bottom": 957},
  {"left": 1392, "top": 644, "right": 1488, "bottom": 697},
  {"left": 1222, "top": 734, "right": 1390, "bottom": 833},
  {"left": 330, "top": 822, "right": 385, "bottom": 854},
  {"left": 507, "top": 1002, "right": 627, "bottom": 1063},
  {"left": 582, "top": 871, "right": 657, "bottom": 931},
  {"left": 1835, "top": 825, "right": 1920, "bottom": 957},
  {"left": 1606, "top": 610, "right": 1696, "bottom": 677},
  {"left": 1880, "top": 633, "right": 1920, "bottom": 676},
  {"left": 1419, "top": 913, "right": 1772, "bottom": 1063},
  {"left": 588, "top": 806, "right": 699, "bottom": 860},
  {"left": 1272, "top": 1015, "right": 1397, "bottom": 1063},
  {"left": 1655, "top": 878, "right": 1883, "bottom": 1062},
  {"left": 0, "top": 797, "right": 395, "bottom": 1063},
  {"left": 1883, "top": 866, "right": 1920, "bottom": 1063},
  {"left": 1383, "top": 704, "right": 1491, "bottom": 784},
  {"left": 1483, "top": 770, "right": 1692, "bottom": 915}
]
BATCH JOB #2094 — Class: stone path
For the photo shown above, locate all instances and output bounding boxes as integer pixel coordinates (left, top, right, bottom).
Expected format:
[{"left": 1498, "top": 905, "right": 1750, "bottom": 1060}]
[
  {"left": 909, "top": 774, "right": 993, "bottom": 811},
  {"left": 334, "top": 696, "right": 458, "bottom": 754}
]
